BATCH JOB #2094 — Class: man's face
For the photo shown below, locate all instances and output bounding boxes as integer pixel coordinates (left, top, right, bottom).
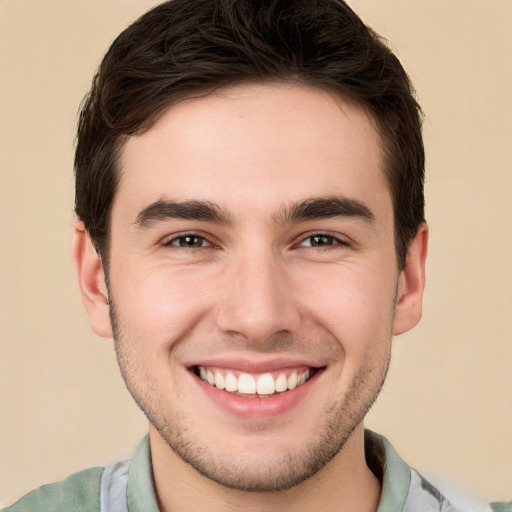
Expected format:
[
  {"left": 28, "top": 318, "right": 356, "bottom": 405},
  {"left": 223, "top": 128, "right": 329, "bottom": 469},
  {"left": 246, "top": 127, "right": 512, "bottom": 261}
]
[{"left": 100, "top": 84, "right": 416, "bottom": 491}]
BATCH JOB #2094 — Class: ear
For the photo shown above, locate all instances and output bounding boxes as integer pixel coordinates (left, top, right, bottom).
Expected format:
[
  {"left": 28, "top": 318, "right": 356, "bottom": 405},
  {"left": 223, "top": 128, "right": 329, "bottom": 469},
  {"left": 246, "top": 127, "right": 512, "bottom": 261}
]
[
  {"left": 393, "top": 223, "right": 428, "bottom": 336},
  {"left": 72, "top": 221, "right": 113, "bottom": 338}
]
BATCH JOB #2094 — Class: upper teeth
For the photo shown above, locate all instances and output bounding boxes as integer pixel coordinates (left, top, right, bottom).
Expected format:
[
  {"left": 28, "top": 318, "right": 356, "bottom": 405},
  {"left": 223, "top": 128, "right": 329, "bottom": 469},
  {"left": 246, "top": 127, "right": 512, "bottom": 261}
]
[{"left": 198, "top": 367, "right": 311, "bottom": 395}]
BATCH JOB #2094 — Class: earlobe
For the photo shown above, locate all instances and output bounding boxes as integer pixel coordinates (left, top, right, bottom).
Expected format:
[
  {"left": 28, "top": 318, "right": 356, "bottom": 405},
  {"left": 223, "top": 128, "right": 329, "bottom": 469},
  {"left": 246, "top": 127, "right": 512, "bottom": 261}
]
[
  {"left": 393, "top": 223, "right": 428, "bottom": 336},
  {"left": 72, "top": 221, "right": 113, "bottom": 338}
]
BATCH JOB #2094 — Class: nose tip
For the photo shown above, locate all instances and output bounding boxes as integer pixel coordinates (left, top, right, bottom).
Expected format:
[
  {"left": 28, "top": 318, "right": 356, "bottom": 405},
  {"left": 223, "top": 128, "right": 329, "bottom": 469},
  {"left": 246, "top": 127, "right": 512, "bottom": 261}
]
[{"left": 214, "top": 260, "right": 301, "bottom": 344}]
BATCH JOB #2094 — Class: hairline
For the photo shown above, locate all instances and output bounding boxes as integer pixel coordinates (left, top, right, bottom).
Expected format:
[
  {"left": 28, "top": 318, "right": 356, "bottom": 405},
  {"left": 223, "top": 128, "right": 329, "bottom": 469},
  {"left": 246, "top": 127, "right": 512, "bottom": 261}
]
[{"left": 94, "top": 79, "right": 407, "bottom": 271}]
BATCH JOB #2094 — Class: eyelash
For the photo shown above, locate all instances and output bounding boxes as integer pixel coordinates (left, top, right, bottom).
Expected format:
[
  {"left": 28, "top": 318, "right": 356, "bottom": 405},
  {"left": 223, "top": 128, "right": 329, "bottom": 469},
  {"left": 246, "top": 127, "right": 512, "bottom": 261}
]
[
  {"left": 296, "top": 233, "right": 350, "bottom": 249},
  {"left": 161, "top": 232, "right": 349, "bottom": 251},
  {"left": 161, "top": 233, "right": 213, "bottom": 250}
]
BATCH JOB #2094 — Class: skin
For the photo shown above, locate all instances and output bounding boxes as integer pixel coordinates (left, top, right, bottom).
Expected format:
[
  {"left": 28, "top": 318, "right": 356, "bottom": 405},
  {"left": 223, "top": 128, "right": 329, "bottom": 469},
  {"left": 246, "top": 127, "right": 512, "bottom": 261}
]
[{"left": 73, "top": 83, "right": 427, "bottom": 512}]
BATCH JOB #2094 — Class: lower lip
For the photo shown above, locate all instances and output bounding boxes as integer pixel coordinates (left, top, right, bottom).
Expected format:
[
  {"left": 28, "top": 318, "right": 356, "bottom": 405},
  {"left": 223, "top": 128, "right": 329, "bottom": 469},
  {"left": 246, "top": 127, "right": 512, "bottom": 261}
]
[{"left": 192, "top": 369, "right": 323, "bottom": 419}]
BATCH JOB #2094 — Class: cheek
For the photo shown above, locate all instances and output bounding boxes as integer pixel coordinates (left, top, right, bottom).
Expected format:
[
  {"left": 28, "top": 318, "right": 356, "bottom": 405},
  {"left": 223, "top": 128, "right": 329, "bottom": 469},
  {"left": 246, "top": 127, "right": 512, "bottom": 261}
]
[
  {"left": 111, "top": 264, "right": 218, "bottom": 350},
  {"left": 295, "top": 264, "right": 396, "bottom": 348}
]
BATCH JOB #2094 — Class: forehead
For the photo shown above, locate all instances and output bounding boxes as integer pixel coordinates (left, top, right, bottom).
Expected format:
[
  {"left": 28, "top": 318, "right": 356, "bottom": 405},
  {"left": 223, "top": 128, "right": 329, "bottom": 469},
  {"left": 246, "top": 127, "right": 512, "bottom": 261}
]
[{"left": 114, "top": 83, "right": 390, "bottom": 223}]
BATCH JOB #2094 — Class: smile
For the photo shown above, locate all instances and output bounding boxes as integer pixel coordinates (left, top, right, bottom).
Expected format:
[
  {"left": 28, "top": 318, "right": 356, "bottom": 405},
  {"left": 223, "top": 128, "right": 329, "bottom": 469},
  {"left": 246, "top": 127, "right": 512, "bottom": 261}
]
[{"left": 194, "top": 366, "right": 314, "bottom": 397}]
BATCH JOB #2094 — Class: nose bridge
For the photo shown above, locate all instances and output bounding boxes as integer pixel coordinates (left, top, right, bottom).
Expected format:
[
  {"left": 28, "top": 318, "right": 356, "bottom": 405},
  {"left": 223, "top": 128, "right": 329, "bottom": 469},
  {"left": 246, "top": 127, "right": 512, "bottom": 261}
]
[{"left": 215, "top": 244, "right": 301, "bottom": 342}]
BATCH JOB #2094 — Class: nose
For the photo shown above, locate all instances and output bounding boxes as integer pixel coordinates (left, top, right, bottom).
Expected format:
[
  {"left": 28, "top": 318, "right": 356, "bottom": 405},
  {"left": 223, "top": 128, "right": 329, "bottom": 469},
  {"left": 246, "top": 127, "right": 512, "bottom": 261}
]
[{"left": 215, "top": 251, "right": 301, "bottom": 344}]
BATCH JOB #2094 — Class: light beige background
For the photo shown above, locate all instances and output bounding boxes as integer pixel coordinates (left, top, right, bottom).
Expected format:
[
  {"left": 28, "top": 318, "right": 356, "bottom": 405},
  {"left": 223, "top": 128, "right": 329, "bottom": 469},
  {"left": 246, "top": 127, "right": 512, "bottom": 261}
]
[{"left": 1, "top": 0, "right": 510, "bottom": 506}]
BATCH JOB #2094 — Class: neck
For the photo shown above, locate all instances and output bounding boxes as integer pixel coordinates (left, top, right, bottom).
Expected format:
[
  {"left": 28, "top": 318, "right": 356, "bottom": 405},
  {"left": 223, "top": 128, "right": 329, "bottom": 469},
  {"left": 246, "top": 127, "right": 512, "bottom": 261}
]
[{"left": 149, "top": 423, "right": 381, "bottom": 512}]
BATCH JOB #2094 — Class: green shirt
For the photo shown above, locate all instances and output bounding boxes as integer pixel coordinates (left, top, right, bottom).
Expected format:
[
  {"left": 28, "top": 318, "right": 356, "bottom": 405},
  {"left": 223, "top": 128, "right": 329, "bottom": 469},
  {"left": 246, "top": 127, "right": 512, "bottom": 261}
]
[{"left": 3, "top": 431, "right": 510, "bottom": 512}]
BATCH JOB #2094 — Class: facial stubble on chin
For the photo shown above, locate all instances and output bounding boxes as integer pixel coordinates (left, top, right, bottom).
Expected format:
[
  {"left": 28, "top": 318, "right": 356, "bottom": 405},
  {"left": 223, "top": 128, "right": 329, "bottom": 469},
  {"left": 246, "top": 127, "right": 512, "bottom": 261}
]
[{"left": 107, "top": 290, "right": 393, "bottom": 493}]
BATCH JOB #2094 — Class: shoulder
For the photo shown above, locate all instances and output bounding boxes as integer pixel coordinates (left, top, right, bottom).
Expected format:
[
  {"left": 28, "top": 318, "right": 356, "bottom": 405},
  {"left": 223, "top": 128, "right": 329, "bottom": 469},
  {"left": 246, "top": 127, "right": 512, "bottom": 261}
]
[
  {"left": 365, "top": 430, "right": 510, "bottom": 512},
  {"left": 491, "top": 502, "right": 512, "bottom": 512},
  {"left": 2, "top": 466, "right": 104, "bottom": 512}
]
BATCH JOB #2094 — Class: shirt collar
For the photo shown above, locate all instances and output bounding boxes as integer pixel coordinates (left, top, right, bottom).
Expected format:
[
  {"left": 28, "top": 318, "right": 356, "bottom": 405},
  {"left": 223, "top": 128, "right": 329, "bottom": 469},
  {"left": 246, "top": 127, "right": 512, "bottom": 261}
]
[
  {"left": 365, "top": 430, "right": 411, "bottom": 512},
  {"left": 127, "top": 435, "right": 160, "bottom": 512}
]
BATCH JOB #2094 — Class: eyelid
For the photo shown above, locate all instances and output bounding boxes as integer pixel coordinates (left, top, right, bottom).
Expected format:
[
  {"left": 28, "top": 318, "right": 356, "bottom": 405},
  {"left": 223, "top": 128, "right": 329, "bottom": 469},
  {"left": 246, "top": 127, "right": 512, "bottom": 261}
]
[
  {"left": 294, "top": 231, "right": 351, "bottom": 248},
  {"left": 158, "top": 230, "right": 350, "bottom": 250},
  {"left": 160, "top": 231, "right": 218, "bottom": 249}
]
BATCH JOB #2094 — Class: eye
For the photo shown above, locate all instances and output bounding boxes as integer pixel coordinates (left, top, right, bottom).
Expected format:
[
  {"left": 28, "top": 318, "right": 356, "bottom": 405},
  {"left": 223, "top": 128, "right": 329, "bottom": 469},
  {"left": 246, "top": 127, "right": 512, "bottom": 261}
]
[
  {"left": 298, "top": 234, "right": 348, "bottom": 248},
  {"left": 164, "top": 234, "right": 211, "bottom": 248}
]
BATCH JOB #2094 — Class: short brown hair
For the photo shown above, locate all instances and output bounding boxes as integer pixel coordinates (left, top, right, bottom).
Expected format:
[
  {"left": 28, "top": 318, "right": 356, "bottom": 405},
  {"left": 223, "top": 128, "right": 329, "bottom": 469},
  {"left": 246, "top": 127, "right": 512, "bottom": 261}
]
[{"left": 75, "top": 0, "right": 424, "bottom": 269}]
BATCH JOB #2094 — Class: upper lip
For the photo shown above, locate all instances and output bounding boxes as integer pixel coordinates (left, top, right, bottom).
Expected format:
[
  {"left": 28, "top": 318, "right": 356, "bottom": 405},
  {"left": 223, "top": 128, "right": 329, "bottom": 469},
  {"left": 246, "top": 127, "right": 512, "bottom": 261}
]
[{"left": 186, "top": 356, "right": 325, "bottom": 374}]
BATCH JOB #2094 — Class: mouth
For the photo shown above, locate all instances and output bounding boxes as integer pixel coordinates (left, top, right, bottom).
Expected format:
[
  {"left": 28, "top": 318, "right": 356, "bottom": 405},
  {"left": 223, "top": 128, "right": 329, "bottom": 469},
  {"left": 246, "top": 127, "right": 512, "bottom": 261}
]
[{"left": 192, "top": 365, "right": 319, "bottom": 398}]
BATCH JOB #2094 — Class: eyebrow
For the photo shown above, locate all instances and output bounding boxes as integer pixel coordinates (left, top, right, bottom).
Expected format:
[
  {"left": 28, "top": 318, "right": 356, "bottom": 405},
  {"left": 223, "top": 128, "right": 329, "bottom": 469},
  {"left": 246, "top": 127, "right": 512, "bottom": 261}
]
[
  {"left": 275, "top": 196, "right": 375, "bottom": 225},
  {"left": 133, "top": 196, "right": 375, "bottom": 229},
  {"left": 133, "top": 199, "right": 232, "bottom": 228}
]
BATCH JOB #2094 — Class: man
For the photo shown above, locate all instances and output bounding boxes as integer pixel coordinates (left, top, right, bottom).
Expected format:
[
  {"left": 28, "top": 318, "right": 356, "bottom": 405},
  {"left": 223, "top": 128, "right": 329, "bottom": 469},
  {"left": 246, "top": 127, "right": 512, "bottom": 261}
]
[{"left": 3, "top": 0, "right": 509, "bottom": 511}]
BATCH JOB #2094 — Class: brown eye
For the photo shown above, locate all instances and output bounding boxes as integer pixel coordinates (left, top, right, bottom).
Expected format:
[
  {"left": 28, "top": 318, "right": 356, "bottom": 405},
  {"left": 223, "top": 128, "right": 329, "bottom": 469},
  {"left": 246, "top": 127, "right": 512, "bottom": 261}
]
[
  {"left": 300, "top": 234, "right": 336, "bottom": 247},
  {"left": 168, "top": 234, "right": 209, "bottom": 248},
  {"left": 310, "top": 235, "right": 335, "bottom": 247},
  {"left": 298, "top": 234, "right": 349, "bottom": 249}
]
